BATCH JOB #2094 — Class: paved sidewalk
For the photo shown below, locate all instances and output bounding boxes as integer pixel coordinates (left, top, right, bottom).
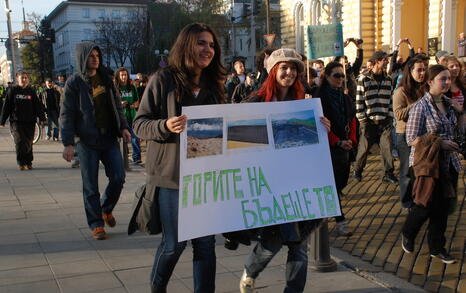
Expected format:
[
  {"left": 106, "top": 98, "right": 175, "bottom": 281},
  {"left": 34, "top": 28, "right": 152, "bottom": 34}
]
[
  {"left": 0, "top": 127, "right": 421, "bottom": 292},
  {"left": 329, "top": 153, "right": 466, "bottom": 293}
]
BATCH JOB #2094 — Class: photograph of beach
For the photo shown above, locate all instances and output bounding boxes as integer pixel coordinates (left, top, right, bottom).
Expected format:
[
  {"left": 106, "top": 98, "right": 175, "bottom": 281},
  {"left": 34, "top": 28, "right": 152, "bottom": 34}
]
[
  {"left": 271, "top": 110, "right": 319, "bottom": 149},
  {"left": 226, "top": 118, "right": 269, "bottom": 149},
  {"left": 186, "top": 118, "right": 223, "bottom": 158}
]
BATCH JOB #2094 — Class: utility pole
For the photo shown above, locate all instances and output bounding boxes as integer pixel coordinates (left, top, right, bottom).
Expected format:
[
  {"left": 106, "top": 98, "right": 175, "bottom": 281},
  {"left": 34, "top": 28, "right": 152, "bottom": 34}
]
[
  {"left": 231, "top": 0, "right": 236, "bottom": 57},
  {"left": 5, "top": 0, "right": 17, "bottom": 81},
  {"left": 265, "top": 0, "right": 270, "bottom": 34},
  {"left": 250, "top": 0, "right": 256, "bottom": 71}
]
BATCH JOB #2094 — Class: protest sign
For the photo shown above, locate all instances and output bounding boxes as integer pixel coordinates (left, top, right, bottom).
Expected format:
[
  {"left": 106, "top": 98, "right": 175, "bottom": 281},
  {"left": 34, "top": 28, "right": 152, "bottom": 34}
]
[
  {"left": 178, "top": 99, "right": 340, "bottom": 241},
  {"left": 307, "top": 23, "right": 344, "bottom": 59}
]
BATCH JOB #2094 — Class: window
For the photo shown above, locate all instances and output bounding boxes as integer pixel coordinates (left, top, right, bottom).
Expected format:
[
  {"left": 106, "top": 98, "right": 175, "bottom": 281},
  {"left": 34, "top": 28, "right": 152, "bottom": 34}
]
[
  {"left": 83, "top": 29, "right": 91, "bottom": 41},
  {"left": 98, "top": 9, "right": 105, "bottom": 18},
  {"left": 82, "top": 8, "right": 90, "bottom": 18},
  {"left": 57, "top": 33, "right": 64, "bottom": 47},
  {"left": 295, "top": 3, "right": 305, "bottom": 54},
  {"left": 112, "top": 9, "right": 120, "bottom": 18}
]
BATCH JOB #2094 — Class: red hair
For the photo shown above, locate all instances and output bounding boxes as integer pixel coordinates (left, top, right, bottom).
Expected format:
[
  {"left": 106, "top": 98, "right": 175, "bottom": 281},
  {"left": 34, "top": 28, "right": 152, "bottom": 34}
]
[{"left": 255, "top": 64, "right": 305, "bottom": 102}]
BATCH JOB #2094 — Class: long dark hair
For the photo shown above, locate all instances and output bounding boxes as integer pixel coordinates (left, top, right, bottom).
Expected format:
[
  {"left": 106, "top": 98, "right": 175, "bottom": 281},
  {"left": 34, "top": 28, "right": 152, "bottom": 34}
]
[
  {"left": 319, "top": 62, "right": 344, "bottom": 90},
  {"left": 398, "top": 57, "right": 428, "bottom": 103},
  {"left": 114, "top": 67, "right": 130, "bottom": 88},
  {"left": 168, "top": 23, "right": 226, "bottom": 103}
]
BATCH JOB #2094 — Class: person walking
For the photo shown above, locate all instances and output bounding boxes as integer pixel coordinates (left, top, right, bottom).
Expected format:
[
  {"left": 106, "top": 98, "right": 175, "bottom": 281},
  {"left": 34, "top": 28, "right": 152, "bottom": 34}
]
[
  {"left": 353, "top": 50, "right": 397, "bottom": 184},
  {"left": 401, "top": 65, "right": 461, "bottom": 264},
  {"left": 60, "top": 42, "right": 131, "bottom": 240},
  {"left": 0, "top": 71, "right": 46, "bottom": 170},
  {"left": 239, "top": 48, "right": 330, "bottom": 293},
  {"left": 40, "top": 78, "right": 61, "bottom": 141},
  {"left": 114, "top": 67, "right": 142, "bottom": 164},
  {"left": 393, "top": 56, "right": 429, "bottom": 209},
  {"left": 133, "top": 23, "right": 226, "bottom": 293},
  {"left": 318, "top": 61, "right": 357, "bottom": 237}
]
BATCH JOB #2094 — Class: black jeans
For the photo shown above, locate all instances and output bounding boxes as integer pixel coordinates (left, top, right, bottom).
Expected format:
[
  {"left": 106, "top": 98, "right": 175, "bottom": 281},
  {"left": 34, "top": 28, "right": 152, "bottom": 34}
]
[
  {"left": 402, "top": 166, "right": 458, "bottom": 254},
  {"left": 330, "top": 147, "right": 351, "bottom": 222},
  {"left": 396, "top": 133, "right": 414, "bottom": 208},
  {"left": 354, "top": 119, "right": 395, "bottom": 175},
  {"left": 10, "top": 122, "right": 35, "bottom": 165}
]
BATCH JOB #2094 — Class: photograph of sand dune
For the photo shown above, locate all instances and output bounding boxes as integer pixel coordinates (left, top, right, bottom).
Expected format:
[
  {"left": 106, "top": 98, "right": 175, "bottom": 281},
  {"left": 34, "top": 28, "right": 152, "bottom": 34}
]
[
  {"left": 187, "top": 118, "right": 223, "bottom": 158},
  {"left": 227, "top": 118, "right": 269, "bottom": 150},
  {"left": 271, "top": 110, "right": 319, "bottom": 149}
]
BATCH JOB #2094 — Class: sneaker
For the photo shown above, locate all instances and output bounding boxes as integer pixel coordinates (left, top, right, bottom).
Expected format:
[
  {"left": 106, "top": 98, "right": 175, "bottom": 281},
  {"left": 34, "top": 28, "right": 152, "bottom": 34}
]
[
  {"left": 132, "top": 159, "right": 142, "bottom": 165},
  {"left": 92, "top": 227, "right": 107, "bottom": 240},
  {"left": 336, "top": 221, "right": 353, "bottom": 236},
  {"left": 71, "top": 161, "right": 80, "bottom": 168},
  {"left": 382, "top": 173, "right": 398, "bottom": 184},
  {"left": 102, "top": 213, "right": 116, "bottom": 227},
  {"left": 430, "top": 250, "right": 456, "bottom": 264},
  {"left": 18, "top": 165, "right": 27, "bottom": 171},
  {"left": 353, "top": 171, "right": 362, "bottom": 182},
  {"left": 46, "top": 136, "right": 51, "bottom": 141},
  {"left": 26, "top": 164, "right": 32, "bottom": 170},
  {"left": 401, "top": 234, "right": 414, "bottom": 254},
  {"left": 239, "top": 270, "right": 255, "bottom": 293}
]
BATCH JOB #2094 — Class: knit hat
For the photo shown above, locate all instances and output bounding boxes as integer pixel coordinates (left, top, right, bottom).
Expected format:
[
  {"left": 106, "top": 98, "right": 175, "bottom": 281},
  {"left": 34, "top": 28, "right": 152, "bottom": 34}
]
[
  {"left": 265, "top": 48, "right": 304, "bottom": 73},
  {"left": 435, "top": 50, "right": 452, "bottom": 60}
]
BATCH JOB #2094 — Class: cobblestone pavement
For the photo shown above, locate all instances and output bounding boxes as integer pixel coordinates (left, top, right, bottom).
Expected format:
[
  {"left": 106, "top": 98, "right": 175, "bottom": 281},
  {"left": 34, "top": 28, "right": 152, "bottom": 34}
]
[{"left": 328, "top": 156, "right": 466, "bottom": 293}]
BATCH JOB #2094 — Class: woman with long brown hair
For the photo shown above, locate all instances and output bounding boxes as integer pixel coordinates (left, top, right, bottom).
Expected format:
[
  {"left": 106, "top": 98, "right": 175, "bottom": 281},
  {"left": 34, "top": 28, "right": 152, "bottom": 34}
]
[
  {"left": 133, "top": 23, "right": 226, "bottom": 293},
  {"left": 402, "top": 65, "right": 461, "bottom": 264},
  {"left": 239, "top": 48, "right": 330, "bottom": 293},
  {"left": 393, "top": 55, "right": 429, "bottom": 209},
  {"left": 114, "top": 67, "right": 141, "bottom": 163}
]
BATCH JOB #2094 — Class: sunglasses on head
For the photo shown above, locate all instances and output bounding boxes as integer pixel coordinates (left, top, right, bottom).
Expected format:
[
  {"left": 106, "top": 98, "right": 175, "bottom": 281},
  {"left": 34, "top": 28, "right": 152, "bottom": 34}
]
[{"left": 332, "top": 73, "right": 345, "bottom": 78}]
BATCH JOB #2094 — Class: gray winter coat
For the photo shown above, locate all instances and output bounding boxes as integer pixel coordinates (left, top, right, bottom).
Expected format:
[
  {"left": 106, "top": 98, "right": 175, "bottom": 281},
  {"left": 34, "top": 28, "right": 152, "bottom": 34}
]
[{"left": 60, "top": 42, "right": 128, "bottom": 147}]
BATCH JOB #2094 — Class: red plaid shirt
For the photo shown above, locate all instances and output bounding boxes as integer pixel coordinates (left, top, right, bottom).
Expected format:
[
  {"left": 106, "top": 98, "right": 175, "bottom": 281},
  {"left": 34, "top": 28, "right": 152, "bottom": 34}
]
[{"left": 406, "top": 92, "right": 462, "bottom": 172}]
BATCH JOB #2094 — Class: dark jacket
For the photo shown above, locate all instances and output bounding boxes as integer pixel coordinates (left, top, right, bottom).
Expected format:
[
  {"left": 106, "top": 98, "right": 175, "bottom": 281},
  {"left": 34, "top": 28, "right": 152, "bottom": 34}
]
[
  {"left": 0, "top": 85, "right": 46, "bottom": 125},
  {"left": 226, "top": 74, "right": 244, "bottom": 103},
  {"left": 128, "top": 183, "right": 162, "bottom": 235},
  {"left": 231, "top": 83, "right": 254, "bottom": 103},
  {"left": 60, "top": 42, "right": 128, "bottom": 147},
  {"left": 133, "top": 67, "right": 220, "bottom": 189},
  {"left": 40, "top": 87, "right": 61, "bottom": 115}
]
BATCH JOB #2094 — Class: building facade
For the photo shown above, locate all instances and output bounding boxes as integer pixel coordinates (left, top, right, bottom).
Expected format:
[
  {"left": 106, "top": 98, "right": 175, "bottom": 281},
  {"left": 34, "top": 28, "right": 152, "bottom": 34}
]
[
  {"left": 47, "top": 0, "right": 148, "bottom": 77},
  {"left": 280, "top": 0, "right": 466, "bottom": 63}
]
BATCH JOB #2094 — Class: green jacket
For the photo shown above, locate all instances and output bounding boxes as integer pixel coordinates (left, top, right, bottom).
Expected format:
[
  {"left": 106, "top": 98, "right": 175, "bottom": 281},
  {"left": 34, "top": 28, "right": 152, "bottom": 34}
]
[{"left": 119, "top": 84, "right": 139, "bottom": 123}]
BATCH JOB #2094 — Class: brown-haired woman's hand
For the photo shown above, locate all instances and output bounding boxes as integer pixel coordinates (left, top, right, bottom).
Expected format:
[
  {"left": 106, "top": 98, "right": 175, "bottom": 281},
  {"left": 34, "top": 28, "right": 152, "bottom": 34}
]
[
  {"left": 320, "top": 117, "right": 331, "bottom": 133},
  {"left": 166, "top": 115, "right": 187, "bottom": 134}
]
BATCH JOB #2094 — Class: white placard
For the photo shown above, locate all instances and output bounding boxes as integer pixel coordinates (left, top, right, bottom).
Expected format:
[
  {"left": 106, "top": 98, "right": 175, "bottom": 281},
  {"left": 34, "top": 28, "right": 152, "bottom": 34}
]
[{"left": 178, "top": 99, "right": 340, "bottom": 241}]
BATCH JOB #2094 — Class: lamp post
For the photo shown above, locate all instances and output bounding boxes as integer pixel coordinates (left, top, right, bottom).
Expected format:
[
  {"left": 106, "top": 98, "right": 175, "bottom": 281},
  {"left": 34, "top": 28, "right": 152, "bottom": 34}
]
[
  {"left": 154, "top": 49, "right": 169, "bottom": 68},
  {"left": 5, "top": 0, "right": 16, "bottom": 81}
]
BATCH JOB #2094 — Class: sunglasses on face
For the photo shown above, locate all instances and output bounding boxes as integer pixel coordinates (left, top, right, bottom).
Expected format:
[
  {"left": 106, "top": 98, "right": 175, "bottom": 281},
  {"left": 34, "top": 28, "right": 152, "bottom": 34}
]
[{"left": 332, "top": 73, "right": 345, "bottom": 78}]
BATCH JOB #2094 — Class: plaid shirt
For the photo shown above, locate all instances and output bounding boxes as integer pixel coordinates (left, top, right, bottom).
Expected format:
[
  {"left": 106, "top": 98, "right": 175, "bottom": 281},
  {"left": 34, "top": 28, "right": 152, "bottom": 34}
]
[{"left": 406, "top": 93, "right": 462, "bottom": 172}]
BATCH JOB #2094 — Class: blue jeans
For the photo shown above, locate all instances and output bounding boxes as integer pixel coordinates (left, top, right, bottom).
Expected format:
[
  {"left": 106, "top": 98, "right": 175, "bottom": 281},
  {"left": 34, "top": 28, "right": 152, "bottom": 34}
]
[
  {"left": 129, "top": 127, "right": 141, "bottom": 161},
  {"left": 245, "top": 229, "right": 308, "bottom": 293},
  {"left": 150, "top": 188, "right": 216, "bottom": 293},
  {"left": 76, "top": 141, "right": 125, "bottom": 229},
  {"left": 396, "top": 133, "right": 413, "bottom": 208}
]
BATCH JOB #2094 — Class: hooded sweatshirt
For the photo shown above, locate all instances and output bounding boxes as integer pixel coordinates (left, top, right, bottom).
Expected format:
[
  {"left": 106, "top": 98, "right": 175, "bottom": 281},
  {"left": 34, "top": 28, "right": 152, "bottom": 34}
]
[
  {"left": 0, "top": 85, "right": 46, "bottom": 124},
  {"left": 60, "top": 42, "right": 128, "bottom": 147}
]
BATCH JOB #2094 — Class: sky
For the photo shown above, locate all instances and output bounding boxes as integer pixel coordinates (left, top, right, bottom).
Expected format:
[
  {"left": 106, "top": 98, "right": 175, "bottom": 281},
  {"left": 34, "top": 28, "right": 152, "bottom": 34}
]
[{"left": 0, "top": 0, "right": 63, "bottom": 55}]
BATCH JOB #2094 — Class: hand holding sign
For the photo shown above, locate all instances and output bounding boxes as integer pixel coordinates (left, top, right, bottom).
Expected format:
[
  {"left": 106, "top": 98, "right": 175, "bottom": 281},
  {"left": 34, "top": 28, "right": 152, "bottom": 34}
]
[{"left": 166, "top": 115, "right": 188, "bottom": 133}]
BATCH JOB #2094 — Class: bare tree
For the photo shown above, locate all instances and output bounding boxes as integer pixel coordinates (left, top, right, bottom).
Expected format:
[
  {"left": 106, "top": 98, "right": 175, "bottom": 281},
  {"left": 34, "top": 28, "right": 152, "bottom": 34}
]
[{"left": 94, "top": 9, "right": 147, "bottom": 71}]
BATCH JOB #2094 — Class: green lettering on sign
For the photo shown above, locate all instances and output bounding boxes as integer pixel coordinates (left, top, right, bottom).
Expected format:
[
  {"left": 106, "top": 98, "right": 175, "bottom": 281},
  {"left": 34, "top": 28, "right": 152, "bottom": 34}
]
[
  {"left": 192, "top": 174, "right": 202, "bottom": 206},
  {"left": 313, "top": 187, "right": 325, "bottom": 216},
  {"left": 182, "top": 175, "right": 192, "bottom": 208},
  {"left": 323, "top": 185, "right": 337, "bottom": 215},
  {"left": 241, "top": 200, "right": 258, "bottom": 228}
]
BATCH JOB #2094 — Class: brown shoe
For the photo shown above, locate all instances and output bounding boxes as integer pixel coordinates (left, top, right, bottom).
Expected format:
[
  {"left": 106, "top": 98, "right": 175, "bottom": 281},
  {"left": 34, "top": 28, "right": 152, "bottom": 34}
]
[
  {"left": 19, "top": 165, "right": 26, "bottom": 171},
  {"left": 92, "top": 227, "right": 107, "bottom": 240},
  {"left": 102, "top": 213, "right": 116, "bottom": 227},
  {"left": 26, "top": 164, "right": 33, "bottom": 170}
]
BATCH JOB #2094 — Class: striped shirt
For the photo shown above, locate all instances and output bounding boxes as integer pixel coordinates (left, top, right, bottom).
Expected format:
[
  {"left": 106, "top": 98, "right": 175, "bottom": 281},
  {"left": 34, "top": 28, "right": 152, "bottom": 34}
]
[
  {"left": 405, "top": 92, "right": 462, "bottom": 172},
  {"left": 356, "top": 72, "right": 393, "bottom": 122}
]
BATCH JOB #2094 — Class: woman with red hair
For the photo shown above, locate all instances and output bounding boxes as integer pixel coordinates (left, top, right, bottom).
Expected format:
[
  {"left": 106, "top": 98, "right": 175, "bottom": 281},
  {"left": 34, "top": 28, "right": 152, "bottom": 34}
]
[{"left": 239, "top": 48, "right": 330, "bottom": 293}]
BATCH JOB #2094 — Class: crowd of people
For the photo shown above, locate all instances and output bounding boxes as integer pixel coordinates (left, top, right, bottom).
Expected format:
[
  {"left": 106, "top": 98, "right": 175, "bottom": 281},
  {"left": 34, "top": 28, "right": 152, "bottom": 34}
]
[{"left": 0, "top": 22, "right": 465, "bottom": 293}]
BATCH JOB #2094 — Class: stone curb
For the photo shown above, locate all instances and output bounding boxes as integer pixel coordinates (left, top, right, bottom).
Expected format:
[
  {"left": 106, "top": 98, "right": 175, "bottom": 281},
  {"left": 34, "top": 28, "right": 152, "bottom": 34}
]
[{"left": 330, "top": 247, "right": 428, "bottom": 293}]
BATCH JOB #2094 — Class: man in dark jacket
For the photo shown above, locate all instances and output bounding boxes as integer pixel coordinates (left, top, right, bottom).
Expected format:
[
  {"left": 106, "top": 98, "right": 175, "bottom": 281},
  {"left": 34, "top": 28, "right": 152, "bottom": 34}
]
[
  {"left": 40, "top": 78, "right": 61, "bottom": 141},
  {"left": 60, "top": 42, "right": 131, "bottom": 240}
]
